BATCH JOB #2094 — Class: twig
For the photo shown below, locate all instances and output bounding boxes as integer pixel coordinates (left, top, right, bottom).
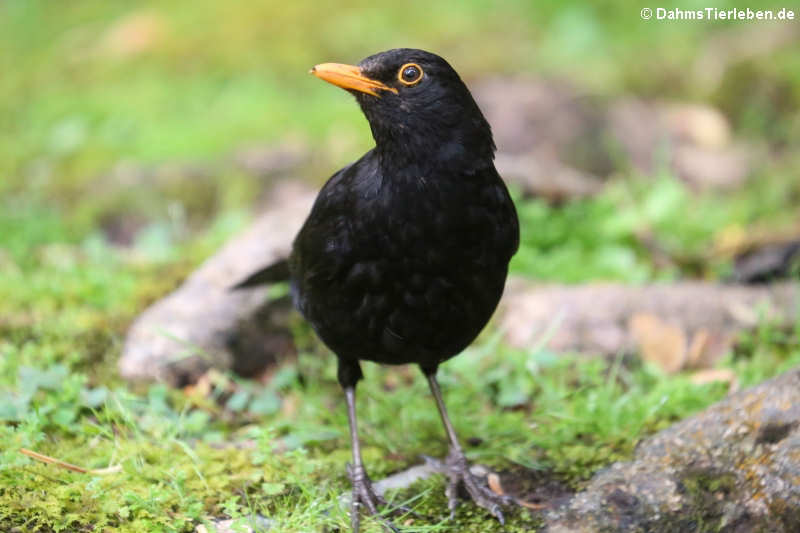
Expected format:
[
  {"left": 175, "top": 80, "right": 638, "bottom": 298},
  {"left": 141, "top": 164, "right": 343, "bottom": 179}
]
[{"left": 19, "top": 448, "right": 122, "bottom": 475}]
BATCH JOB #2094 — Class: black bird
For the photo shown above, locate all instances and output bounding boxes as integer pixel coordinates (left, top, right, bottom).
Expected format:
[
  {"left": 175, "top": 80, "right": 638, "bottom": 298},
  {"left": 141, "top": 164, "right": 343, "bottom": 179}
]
[{"left": 239, "top": 49, "right": 519, "bottom": 529}]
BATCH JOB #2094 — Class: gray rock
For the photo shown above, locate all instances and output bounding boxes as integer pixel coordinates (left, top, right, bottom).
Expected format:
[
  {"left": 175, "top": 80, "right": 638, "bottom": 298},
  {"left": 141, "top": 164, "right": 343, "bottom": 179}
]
[
  {"left": 119, "top": 182, "right": 315, "bottom": 385},
  {"left": 607, "top": 98, "right": 756, "bottom": 190},
  {"left": 196, "top": 515, "right": 272, "bottom": 533},
  {"left": 473, "top": 77, "right": 609, "bottom": 201},
  {"left": 474, "top": 77, "right": 759, "bottom": 195},
  {"left": 373, "top": 463, "right": 439, "bottom": 496},
  {"left": 494, "top": 152, "right": 602, "bottom": 202},
  {"left": 498, "top": 280, "right": 799, "bottom": 362},
  {"left": 543, "top": 368, "right": 800, "bottom": 532},
  {"left": 334, "top": 370, "right": 800, "bottom": 531}
]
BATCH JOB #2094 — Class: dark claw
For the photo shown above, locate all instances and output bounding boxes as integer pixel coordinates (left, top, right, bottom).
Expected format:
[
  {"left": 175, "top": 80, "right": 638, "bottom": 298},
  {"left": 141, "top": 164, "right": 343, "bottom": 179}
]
[
  {"left": 351, "top": 500, "right": 360, "bottom": 533},
  {"left": 347, "top": 463, "right": 409, "bottom": 533},
  {"left": 424, "top": 449, "right": 510, "bottom": 523},
  {"left": 491, "top": 504, "right": 505, "bottom": 525}
]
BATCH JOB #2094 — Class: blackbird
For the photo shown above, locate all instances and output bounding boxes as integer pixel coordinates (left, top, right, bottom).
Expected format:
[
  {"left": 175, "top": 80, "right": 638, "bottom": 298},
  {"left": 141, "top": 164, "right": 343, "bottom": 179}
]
[{"left": 238, "top": 48, "right": 518, "bottom": 530}]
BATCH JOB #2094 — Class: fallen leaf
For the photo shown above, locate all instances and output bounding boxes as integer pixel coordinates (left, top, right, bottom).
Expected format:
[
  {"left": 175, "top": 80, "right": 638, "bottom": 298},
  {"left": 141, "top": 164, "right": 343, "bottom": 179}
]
[
  {"left": 662, "top": 103, "right": 731, "bottom": 149},
  {"left": 487, "top": 473, "right": 504, "bottom": 496},
  {"left": 687, "top": 329, "right": 732, "bottom": 369},
  {"left": 183, "top": 371, "right": 212, "bottom": 397},
  {"left": 629, "top": 313, "right": 687, "bottom": 374},
  {"left": 686, "top": 329, "right": 711, "bottom": 368},
  {"left": 517, "top": 499, "right": 548, "bottom": 510},
  {"left": 103, "top": 10, "right": 166, "bottom": 57},
  {"left": 690, "top": 368, "right": 739, "bottom": 392}
]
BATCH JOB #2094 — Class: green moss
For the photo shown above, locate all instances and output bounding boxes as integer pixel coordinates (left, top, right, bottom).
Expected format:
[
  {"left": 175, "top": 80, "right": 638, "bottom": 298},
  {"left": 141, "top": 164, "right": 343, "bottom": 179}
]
[
  {"left": 635, "top": 469, "right": 741, "bottom": 533},
  {"left": 383, "top": 475, "right": 543, "bottom": 532},
  {"left": 5, "top": 301, "right": 798, "bottom": 531},
  {"left": 681, "top": 468, "right": 737, "bottom": 506}
]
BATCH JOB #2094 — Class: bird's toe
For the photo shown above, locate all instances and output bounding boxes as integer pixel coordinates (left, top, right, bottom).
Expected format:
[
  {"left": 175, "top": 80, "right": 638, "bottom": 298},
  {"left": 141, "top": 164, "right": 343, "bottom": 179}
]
[
  {"left": 347, "top": 463, "right": 408, "bottom": 533},
  {"left": 430, "top": 448, "right": 510, "bottom": 523},
  {"left": 462, "top": 477, "right": 507, "bottom": 525}
]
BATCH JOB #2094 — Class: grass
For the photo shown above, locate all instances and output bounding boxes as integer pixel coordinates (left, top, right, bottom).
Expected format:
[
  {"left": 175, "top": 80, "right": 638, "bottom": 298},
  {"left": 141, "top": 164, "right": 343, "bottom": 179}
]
[
  {"left": 3, "top": 313, "right": 799, "bottom": 531},
  {"left": 2, "top": 0, "right": 800, "bottom": 531},
  {"left": 512, "top": 162, "right": 800, "bottom": 282}
]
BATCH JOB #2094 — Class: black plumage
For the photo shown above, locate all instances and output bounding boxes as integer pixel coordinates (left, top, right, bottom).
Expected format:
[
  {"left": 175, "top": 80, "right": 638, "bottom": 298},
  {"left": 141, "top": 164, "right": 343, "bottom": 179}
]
[{"left": 240, "top": 49, "right": 518, "bottom": 530}]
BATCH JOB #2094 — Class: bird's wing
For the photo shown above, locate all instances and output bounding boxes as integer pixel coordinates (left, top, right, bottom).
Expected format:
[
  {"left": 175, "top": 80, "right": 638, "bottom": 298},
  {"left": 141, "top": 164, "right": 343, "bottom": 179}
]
[
  {"left": 230, "top": 156, "right": 368, "bottom": 291},
  {"left": 290, "top": 166, "right": 359, "bottom": 286}
]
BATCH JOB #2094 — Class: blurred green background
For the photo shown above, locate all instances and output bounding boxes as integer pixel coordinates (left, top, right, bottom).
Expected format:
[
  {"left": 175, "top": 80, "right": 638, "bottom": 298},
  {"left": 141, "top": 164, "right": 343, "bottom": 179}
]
[
  {"left": 1, "top": 1, "right": 799, "bottom": 531},
  {"left": 2, "top": 0, "right": 799, "bottom": 281},
  {"left": 2, "top": 0, "right": 798, "bottom": 260}
]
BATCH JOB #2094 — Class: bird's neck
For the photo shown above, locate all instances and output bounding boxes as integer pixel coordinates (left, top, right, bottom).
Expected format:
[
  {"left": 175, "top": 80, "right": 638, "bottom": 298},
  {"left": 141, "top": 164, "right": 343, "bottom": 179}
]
[{"left": 373, "top": 128, "right": 495, "bottom": 180}]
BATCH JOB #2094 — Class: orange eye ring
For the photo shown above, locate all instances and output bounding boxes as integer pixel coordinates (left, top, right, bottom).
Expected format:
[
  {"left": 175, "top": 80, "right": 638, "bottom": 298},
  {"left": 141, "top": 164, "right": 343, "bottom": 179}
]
[{"left": 397, "top": 63, "right": 423, "bottom": 86}]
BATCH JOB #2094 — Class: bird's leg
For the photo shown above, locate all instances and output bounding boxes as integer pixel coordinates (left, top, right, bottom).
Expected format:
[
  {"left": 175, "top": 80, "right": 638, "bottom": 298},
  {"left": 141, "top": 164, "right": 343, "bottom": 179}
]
[
  {"left": 424, "top": 371, "right": 509, "bottom": 524},
  {"left": 344, "top": 385, "right": 400, "bottom": 533}
]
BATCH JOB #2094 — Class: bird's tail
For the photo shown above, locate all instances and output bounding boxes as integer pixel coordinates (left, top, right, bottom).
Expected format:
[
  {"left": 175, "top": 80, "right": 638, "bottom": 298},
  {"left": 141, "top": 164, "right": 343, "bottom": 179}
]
[{"left": 230, "top": 259, "right": 290, "bottom": 290}]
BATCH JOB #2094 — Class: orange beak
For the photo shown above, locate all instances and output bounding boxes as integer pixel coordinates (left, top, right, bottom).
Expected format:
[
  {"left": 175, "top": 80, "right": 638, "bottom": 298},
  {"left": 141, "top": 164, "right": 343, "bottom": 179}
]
[{"left": 310, "top": 63, "right": 397, "bottom": 97}]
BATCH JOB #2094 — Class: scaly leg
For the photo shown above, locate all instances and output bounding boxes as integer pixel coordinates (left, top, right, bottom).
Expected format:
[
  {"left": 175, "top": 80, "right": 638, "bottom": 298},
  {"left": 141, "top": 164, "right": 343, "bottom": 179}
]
[
  {"left": 424, "top": 371, "right": 510, "bottom": 523},
  {"left": 344, "top": 385, "right": 401, "bottom": 533}
]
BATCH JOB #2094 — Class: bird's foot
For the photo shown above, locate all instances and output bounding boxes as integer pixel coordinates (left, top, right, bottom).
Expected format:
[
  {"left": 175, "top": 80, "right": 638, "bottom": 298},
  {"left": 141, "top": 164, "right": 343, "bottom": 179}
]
[
  {"left": 347, "top": 463, "right": 413, "bottom": 533},
  {"left": 424, "top": 450, "right": 512, "bottom": 524}
]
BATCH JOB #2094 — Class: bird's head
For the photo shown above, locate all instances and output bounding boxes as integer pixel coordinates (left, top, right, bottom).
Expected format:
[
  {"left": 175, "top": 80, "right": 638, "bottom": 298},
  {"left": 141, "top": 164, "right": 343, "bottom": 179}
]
[{"left": 311, "top": 49, "right": 495, "bottom": 172}]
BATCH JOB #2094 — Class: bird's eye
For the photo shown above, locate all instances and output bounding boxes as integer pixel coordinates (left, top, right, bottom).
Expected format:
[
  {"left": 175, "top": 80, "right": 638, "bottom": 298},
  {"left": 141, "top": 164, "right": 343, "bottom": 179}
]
[{"left": 398, "top": 63, "right": 423, "bottom": 86}]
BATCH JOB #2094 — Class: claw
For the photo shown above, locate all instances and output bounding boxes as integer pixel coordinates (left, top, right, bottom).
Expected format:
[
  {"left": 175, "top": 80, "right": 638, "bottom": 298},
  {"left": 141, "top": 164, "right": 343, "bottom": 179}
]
[
  {"left": 490, "top": 504, "right": 505, "bottom": 525},
  {"left": 425, "top": 449, "right": 510, "bottom": 523},
  {"left": 347, "top": 463, "right": 409, "bottom": 533},
  {"left": 351, "top": 500, "right": 360, "bottom": 533}
]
